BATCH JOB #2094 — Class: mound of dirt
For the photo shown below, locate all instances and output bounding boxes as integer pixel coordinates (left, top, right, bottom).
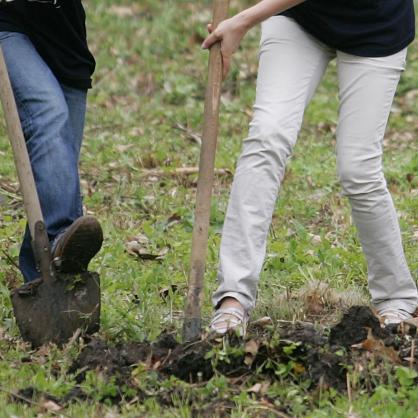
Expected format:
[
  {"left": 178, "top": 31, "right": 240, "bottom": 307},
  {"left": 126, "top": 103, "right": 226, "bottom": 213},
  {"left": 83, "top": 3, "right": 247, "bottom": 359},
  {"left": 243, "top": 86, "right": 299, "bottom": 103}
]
[
  {"left": 71, "top": 305, "right": 416, "bottom": 382},
  {"left": 15, "top": 306, "right": 418, "bottom": 411},
  {"left": 329, "top": 305, "right": 388, "bottom": 346},
  {"left": 69, "top": 331, "right": 179, "bottom": 384}
]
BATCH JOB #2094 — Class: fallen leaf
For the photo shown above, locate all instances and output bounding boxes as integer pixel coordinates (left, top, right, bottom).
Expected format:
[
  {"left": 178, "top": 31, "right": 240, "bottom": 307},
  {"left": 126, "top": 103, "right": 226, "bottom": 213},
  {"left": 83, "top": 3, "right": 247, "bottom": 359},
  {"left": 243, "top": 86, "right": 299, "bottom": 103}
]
[
  {"left": 351, "top": 329, "right": 400, "bottom": 363},
  {"left": 166, "top": 214, "right": 182, "bottom": 228},
  {"left": 251, "top": 316, "right": 273, "bottom": 327},
  {"left": 292, "top": 362, "right": 306, "bottom": 375},
  {"left": 310, "top": 234, "right": 322, "bottom": 245},
  {"left": 247, "top": 383, "right": 262, "bottom": 393},
  {"left": 115, "top": 144, "right": 134, "bottom": 153},
  {"left": 246, "top": 381, "right": 270, "bottom": 394},
  {"left": 108, "top": 5, "right": 139, "bottom": 17},
  {"left": 159, "top": 285, "right": 179, "bottom": 300},
  {"left": 244, "top": 339, "right": 260, "bottom": 366},
  {"left": 104, "top": 411, "right": 120, "bottom": 418},
  {"left": 174, "top": 122, "right": 202, "bottom": 146},
  {"left": 41, "top": 399, "right": 62, "bottom": 412},
  {"left": 126, "top": 241, "right": 169, "bottom": 261}
]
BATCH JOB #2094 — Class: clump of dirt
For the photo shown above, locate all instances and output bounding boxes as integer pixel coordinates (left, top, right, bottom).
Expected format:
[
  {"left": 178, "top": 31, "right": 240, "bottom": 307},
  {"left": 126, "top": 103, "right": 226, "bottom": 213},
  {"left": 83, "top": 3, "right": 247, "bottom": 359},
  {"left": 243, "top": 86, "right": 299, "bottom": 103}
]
[
  {"left": 69, "top": 331, "right": 179, "bottom": 384},
  {"left": 329, "top": 305, "right": 388, "bottom": 346},
  {"left": 159, "top": 339, "right": 214, "bottom": 381},
  {"left": 305, "top": 350, "right": 349, "bottom": 390}
]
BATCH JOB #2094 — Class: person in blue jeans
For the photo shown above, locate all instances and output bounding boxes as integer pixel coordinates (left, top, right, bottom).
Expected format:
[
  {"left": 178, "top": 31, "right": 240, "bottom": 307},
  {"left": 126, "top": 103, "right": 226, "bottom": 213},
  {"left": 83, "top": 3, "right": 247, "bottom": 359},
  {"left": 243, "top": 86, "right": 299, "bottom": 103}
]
[{"left": 0, "top": 0, "right": 103, "bottom": 283}]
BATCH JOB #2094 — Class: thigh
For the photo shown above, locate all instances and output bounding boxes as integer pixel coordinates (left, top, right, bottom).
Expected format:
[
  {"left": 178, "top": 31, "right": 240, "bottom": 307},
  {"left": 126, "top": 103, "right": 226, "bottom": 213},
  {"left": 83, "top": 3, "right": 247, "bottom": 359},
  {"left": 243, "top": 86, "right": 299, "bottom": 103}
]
[
  {"left": 336, "top": 49, "right": 406, "bottom": 176},
  {"left": 0, "top": 31, "right": 68, "bottom": 138},
  {"left": 61, "top": 84, "right": 87, "bottom": 157},
  {"left": 251, "top": 16, "right": 334, "bottom": 138}
]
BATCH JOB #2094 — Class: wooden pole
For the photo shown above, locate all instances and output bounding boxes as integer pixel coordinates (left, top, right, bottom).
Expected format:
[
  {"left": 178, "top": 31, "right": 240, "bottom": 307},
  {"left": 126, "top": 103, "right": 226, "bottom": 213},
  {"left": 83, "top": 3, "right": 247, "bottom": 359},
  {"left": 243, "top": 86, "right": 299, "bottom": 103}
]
[
  {"left": 0, "top": 47, "right": 44, "bottom": 240},
  {"left": 0, "top": 47, "right": 52, "bottom": 282},
  {"left": 183, "top": 0, "right": 229, "bottom": 342}
]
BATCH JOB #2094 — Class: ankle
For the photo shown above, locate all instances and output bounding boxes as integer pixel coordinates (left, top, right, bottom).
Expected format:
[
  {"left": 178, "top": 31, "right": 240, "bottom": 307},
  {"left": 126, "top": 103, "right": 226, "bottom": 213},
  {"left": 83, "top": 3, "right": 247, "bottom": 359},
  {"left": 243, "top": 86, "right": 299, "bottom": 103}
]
[{"left": 219, "top": 297, "right": 244, "bottom": 311}]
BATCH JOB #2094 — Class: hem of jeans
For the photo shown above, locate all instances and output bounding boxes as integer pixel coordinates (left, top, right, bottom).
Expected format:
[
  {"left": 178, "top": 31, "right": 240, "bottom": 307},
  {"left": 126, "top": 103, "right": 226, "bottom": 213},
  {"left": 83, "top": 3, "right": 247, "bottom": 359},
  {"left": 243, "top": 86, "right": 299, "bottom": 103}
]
[{"left": 212, "top": 291, "right": 254, "bottom": 313}]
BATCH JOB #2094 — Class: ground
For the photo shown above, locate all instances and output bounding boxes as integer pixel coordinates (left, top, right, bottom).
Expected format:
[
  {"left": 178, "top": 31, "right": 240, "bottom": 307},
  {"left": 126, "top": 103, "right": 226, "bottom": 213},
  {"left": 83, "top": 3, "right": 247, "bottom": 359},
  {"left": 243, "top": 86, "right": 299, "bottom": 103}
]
[{"left": 0, "top": 0, "right": 417, "bottom": 417}]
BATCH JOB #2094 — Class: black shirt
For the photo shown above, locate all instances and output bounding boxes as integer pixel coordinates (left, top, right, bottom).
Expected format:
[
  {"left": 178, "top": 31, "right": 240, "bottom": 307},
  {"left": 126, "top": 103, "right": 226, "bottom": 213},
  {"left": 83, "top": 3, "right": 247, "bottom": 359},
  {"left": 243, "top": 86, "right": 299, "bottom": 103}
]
[
  {"left": 0, "top": 0, "right": 95, "bottom": 89},
  {"left": 283, "top": 0, "right": 415, "bottom": 57}
]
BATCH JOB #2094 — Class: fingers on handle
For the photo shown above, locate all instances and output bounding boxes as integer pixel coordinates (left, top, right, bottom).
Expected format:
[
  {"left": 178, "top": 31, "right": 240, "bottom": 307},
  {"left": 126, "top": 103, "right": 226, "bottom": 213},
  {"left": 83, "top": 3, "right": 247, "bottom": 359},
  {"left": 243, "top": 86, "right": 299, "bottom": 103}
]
[{"left": 202, "top": 31, "right": 219, "bottom": 49}]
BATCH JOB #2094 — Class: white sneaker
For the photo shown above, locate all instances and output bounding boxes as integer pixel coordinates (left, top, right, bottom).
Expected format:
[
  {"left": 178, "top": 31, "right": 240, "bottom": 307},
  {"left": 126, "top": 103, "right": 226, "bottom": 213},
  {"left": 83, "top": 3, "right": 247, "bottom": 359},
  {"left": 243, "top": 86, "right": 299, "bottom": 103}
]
[
  {"left": 210, "top": 307, "right": 248, "bottom": 336},
  {"left": 379, "top": 308, "right": 413, "bottom": 326}
]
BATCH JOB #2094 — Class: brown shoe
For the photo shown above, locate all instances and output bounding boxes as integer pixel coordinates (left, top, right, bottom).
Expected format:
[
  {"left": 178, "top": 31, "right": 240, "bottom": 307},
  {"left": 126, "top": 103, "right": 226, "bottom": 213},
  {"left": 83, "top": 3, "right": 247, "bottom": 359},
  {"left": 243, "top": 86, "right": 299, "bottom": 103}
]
[{"left": 52, "top": 216, "right": 103, "bottom": 274}]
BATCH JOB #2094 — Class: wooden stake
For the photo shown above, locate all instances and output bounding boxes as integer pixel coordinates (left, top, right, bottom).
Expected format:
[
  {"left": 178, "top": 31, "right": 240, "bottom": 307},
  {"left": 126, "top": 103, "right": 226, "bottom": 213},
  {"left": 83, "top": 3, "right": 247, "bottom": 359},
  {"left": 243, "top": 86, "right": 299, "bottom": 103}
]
[{"left": 182, "top": 0, "right": 229, "bottom": 342}]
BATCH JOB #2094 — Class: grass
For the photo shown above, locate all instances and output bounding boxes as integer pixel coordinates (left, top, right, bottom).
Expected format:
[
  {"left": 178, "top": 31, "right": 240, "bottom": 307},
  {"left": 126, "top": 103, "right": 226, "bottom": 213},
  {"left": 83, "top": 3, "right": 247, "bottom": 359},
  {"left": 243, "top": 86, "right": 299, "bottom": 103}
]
[{"left": 0, "top": 0, "right": 417, "bottom": 416}]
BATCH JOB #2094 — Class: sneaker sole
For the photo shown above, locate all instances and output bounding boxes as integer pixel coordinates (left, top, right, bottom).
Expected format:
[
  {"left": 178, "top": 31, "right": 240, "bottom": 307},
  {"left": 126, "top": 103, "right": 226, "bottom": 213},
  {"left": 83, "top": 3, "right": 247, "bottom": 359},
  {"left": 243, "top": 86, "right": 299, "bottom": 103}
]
[{"left": 53, "top": 216, "right": 103, "bottom": 274}]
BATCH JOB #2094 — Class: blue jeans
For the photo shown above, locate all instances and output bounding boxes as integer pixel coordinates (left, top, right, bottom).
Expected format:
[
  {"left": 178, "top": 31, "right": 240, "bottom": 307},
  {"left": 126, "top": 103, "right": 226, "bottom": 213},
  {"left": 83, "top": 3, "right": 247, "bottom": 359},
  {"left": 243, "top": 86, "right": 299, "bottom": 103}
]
[{"left": 0, "top": 32, "right": 87, "bottom": 282}]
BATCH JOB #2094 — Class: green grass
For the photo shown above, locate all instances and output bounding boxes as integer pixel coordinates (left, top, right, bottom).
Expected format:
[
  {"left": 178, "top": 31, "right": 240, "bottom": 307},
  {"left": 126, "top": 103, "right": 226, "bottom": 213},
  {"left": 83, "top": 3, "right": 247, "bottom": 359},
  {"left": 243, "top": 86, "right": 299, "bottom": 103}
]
[{"left": 0, "top": 0, "right": 417, "bottom": 416}]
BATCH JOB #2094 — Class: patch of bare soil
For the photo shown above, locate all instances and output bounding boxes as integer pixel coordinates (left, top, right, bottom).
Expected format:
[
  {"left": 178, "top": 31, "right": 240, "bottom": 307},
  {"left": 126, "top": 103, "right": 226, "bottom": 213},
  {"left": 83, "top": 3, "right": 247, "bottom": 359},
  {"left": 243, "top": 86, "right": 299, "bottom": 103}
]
[{"left": 15, "top": 306, "right": 418, "bottom": 413}]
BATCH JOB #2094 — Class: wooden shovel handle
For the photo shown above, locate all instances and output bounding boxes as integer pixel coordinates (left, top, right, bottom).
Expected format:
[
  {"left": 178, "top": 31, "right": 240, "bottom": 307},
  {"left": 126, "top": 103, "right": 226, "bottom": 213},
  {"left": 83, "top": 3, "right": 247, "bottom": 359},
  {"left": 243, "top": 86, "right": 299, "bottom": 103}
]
[
  {"left": 0, "top": 47, "right": 44, "bottom": 238},
  {"left": 0, "top": 46, "right": 52, "bottom": 282},
  {"left": 183, "top": 0, "right": 229, "bottom": 342}
]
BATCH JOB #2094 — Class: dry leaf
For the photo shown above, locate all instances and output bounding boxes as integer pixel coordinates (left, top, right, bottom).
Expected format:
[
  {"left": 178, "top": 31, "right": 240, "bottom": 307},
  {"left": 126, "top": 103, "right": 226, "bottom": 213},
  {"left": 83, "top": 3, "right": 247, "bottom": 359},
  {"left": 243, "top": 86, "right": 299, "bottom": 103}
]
[
  {"left": 115, "top": 144, "right": 134, "bottom": 153},
  {"left": 125, "top": 240, "right": 142, "bottom": 256},
  {"left": 310, "top": 234, "right": 322, "bottom": 245},
  {"left": 247, "top": 381, "right": 270, "bottom": 394},
  {"left": 126, "top": 242, "right": 169, "bottom": 261},
  {"left": 104, "top": 411, "right": 120, "bottom": 418},
  {"left": 109, "top": 5, "right": 139, "bottom": 17},
  {"left": 41, "top": 399, "right": 62, "bottom": 412},
  {"left": 351, "top": 329, "right": 400, "bottom": 363},
  {"left": 247, "top": 383, "right": 262, "bottom": 393},
  {"left": 244, "top": 339, "right": 260, "bottom": 366},
  {"left": 251, "top": 316, "right": 273, "bottom": 327},
  {"left": 126, "top": 234, "right": 169, "bottom": 261},
  {"left": 292, "top": 362, "right": 306, "bottom": 375},
  {"left": 159, "top": 285, "right": 179, "bottom": 300}
]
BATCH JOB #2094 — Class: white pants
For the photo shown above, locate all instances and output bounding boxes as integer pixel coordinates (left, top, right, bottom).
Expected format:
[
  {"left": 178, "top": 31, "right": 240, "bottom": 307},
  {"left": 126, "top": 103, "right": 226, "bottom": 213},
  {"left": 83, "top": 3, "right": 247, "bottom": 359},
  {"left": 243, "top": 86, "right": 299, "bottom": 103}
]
[{"left": 213, "top": 16, "right": 418, "bottom": 314}]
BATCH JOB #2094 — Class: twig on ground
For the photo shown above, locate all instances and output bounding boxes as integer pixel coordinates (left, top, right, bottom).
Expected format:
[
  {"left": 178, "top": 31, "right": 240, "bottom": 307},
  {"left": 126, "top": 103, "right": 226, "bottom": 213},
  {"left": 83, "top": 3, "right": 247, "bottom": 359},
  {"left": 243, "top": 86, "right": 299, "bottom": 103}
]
[
  {"left": 0, "top": 386, "right": 73, "bottom": 418},
  {"left": 0, "top": 248, "right": 19, "bottom": 270},
  {"left": 244, "top": 405, "right": 291, "bottom": 418},
  {"left": 174, "top": 122, "right": 202, "bottom": 146},
  {"left": 141, "top": 167, "right": 232, "bottom": 177},
  {"left": 0, "top": 188, "right": 20, "bottom": 202}
]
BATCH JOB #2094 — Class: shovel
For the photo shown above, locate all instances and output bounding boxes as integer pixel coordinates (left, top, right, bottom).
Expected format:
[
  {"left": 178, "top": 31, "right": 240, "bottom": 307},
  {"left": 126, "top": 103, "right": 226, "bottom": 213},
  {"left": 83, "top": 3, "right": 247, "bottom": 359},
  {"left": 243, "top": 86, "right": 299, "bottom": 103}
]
[
  {"left": 0, "top": 46, "right": 100, "bottom": 348},
  {"left": 183, "top": 0, "right": 229, "bottom": 342}
]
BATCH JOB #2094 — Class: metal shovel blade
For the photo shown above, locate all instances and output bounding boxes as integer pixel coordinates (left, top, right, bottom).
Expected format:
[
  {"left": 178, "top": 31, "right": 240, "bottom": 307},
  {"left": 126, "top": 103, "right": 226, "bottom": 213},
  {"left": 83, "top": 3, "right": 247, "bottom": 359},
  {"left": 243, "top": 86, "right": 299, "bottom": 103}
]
[{"left": 11, "top": 272, "right": 100, "bottom": 348}]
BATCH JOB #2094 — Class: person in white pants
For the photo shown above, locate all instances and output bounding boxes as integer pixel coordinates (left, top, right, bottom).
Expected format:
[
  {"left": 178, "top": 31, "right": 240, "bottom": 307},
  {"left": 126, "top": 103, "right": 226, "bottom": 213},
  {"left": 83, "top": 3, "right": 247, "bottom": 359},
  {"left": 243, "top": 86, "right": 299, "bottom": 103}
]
[{"left": 203, "top": 0, "right": 418, "bottom": 333}]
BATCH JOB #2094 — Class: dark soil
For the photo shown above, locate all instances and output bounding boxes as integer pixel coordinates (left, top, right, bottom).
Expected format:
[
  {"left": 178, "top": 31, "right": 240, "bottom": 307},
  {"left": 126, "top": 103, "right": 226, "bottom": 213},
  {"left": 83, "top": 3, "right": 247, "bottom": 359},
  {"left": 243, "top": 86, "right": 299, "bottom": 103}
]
[
  {"left": 329, "top": 305, "right": 388, "bottom": 346},
  {"left": 70, "top": 331, "right": 179, "bottom": 383},
  {"left": 16, "top": 306, "right": 418, "bottom": 412}
]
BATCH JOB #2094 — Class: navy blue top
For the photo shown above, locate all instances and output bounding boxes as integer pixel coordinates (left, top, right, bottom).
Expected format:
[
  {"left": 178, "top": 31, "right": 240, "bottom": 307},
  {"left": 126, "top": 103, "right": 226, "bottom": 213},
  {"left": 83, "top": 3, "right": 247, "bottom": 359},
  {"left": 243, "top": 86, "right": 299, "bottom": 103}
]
[
  {"left": 0, "top": 0, "right": 95, "bottom": 89},
  {"left": 283, "top": 0, "right": 415, "bottom": 57}
]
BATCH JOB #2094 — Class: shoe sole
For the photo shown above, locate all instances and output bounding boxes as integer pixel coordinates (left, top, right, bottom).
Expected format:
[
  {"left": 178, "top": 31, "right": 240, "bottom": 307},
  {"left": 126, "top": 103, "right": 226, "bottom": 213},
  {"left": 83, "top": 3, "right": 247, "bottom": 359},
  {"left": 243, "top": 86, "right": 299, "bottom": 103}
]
[{"left": 53, "top": 216, "right": 103, "bottom": 274}]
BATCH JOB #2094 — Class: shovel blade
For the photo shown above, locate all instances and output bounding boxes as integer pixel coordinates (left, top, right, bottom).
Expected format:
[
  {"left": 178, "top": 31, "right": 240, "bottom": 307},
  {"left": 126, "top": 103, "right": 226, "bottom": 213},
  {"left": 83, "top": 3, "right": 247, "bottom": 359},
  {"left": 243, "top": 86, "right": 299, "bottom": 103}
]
[{"left": 11, "top": 272, "right": 100, "bottom": 348}]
